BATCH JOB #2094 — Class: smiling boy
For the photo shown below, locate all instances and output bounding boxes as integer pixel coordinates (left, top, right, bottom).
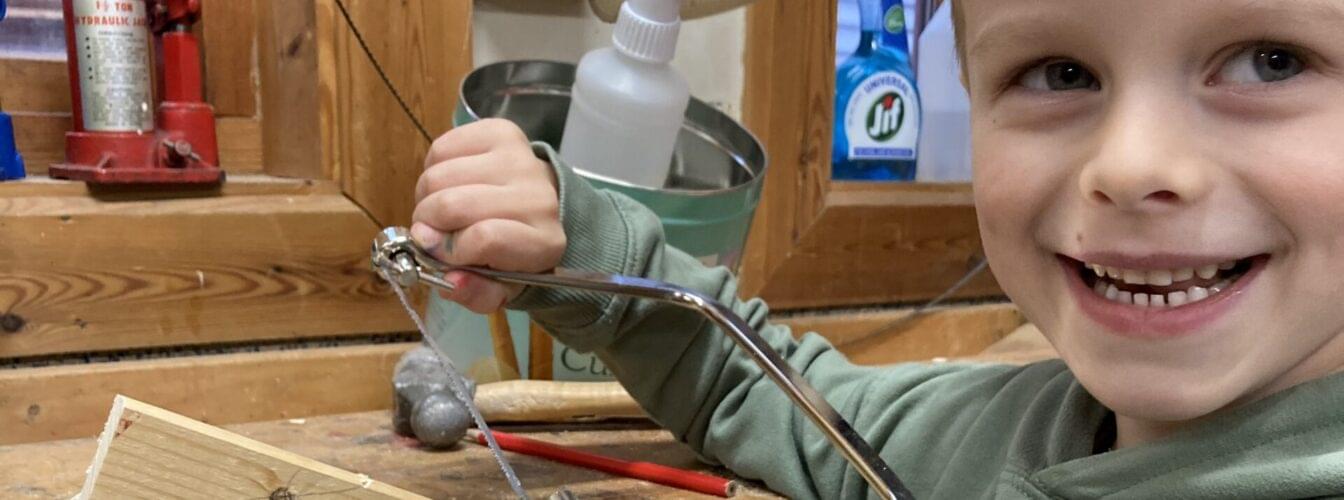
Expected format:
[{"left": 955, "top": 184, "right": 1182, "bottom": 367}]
[{"left": 410, "top": 0, "right": 1344, "bottom": 497}]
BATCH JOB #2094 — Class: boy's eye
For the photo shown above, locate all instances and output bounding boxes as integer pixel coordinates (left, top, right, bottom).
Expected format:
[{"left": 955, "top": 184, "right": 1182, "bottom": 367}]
[
  {"left": 1215, "top": 45, "right": 1306, "bottom": 84},
  {"left": 1017, "top": 60, "right": 1101, "bottom": 92}
]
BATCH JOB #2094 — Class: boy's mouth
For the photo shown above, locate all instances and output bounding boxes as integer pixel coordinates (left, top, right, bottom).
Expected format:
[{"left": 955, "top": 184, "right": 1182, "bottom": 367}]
[{"left": 1063, "top": 255, "right": 1263, "bottom": 308}]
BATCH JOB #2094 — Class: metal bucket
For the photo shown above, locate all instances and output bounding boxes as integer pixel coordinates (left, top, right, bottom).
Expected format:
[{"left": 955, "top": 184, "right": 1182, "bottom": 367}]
[{"left": 429, "top": 60, "right": 766, "bottom": 382}]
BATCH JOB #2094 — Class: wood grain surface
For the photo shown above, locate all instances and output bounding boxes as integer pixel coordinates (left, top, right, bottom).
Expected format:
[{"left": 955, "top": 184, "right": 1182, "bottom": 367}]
[
  {"left": 81, "top": 396, "right": 424, "bottom": 499},
  {"left": 315, "top": 0, "right": 474, "bottom": 227},
  {"left": 0, "top": 189, "right": 412, "bottom": 357},
  {"left": 0, "top": 343, "right": 415, "bottom": 445},
  {"left": 0, "top": 411, "right": 777, "bottom": 499},
  {"left": 200, "top": 0, "right": 258, "bottom": 118}
]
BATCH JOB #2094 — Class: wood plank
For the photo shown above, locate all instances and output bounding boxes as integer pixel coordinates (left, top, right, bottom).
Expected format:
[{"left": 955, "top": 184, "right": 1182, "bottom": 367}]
[
  {"left": 0, "top": 412, "right": 776, "bottom": 499},
  {"left": 216, "top": 116, "right": 264, "bottom": 172},
  {"left": 776, "top": 303, "right": 1025, "bottom": 365},
  {"left": 0, "top": 343, "right": 414, "bottom": 445},
  {"left": 81, "top": 396, "right": 424, "bottom": 499},
  {"left": 0, "top": 192, "right": 415, "bottom": 357},
  {"left": 738, "top": 0, "right": 834, "bottom": 296},
  {"left": 0, "top": 174, "right": 340, "bottom": 198},
  {"left": 9, "top": 114, "right": 265, "bottom": 175},
  {"left": 758, "top": 183, "right": 1002, "bottom": 309},
  {"left": 316, "top": 0, "right": 473, "bottom": 226},
  {"left": 200, "top": 0, "right": 258, "bottom": 117},
  {"left": 258, "top": 0, "right": 323, "bottom": 179},
  {"left": 10, "top": 113, "right": 65, "bottom": 176},
  {"left": 0, "top": 59, "right": 71, "bottom": 113}
]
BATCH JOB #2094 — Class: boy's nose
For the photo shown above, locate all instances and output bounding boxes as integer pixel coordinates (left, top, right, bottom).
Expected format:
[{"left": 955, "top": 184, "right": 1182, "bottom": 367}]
[{"left": 1078, "top": 103, "right": 1212, "bottom": 213}]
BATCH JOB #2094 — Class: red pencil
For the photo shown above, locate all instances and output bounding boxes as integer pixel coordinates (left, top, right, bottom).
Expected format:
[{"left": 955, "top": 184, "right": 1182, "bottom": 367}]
[{"left": 471, "top": 429, "right": 738, "bottom": 497}]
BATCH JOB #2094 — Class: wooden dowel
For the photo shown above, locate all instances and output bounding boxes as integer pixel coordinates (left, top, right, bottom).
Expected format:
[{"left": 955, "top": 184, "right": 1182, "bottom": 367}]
[
  {"left": 528, "top": 322, "right": 553, "bottom": 380},
  {"left": 487, "top": 310, "right": 520, "bottom": 380}
]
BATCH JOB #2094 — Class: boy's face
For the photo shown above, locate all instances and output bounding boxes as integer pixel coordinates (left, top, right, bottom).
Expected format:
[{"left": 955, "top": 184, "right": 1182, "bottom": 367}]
[{"left": 962, "top": 0, "right": 1344, "bottom": 423}]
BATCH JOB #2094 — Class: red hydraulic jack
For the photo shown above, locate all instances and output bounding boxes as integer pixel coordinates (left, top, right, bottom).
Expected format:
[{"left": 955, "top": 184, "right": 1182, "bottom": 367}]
[{"left": 50, "top": 0, "right": 222, "bottom": 184}]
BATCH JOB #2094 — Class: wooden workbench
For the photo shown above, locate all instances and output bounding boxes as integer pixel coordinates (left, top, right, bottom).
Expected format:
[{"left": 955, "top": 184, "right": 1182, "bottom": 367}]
[{"left": 0, "top": 410, "right": 778, "bottom": 499}]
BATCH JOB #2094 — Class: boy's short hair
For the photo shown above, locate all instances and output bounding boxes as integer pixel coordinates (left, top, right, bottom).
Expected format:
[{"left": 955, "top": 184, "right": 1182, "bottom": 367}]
[{"left": 950, "top": 0, "right": 968, "bottom": 84}]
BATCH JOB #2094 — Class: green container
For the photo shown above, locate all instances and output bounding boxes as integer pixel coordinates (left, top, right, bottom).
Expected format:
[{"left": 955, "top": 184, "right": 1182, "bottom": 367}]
[{"left": 430, "top": 60, "right": 766, "bottom": 382}]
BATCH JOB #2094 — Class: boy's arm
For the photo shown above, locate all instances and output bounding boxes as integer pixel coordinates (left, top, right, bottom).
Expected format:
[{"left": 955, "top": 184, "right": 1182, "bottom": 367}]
[{"left": 510, "top": 144, "right": 989, "bottom": 498}]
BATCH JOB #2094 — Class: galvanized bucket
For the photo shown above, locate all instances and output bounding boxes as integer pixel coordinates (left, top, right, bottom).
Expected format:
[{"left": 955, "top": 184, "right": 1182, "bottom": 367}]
[{"left": 429, "top": 60, "right": 766, "bottom": 382}]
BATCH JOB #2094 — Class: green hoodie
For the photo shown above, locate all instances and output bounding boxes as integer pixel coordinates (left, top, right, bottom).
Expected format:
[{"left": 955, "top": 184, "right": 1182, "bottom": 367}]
[{"left": 510, "top": 145, "right": 1344, "bottom": 499}]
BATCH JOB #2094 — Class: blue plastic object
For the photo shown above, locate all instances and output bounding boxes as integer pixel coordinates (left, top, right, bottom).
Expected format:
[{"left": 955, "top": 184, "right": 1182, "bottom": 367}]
[
  {"left": 0, "top": 0, "right": 24, "bottom": 181},
  {"left": 0, "top": 112, "right": 24, "bottom": 181}
]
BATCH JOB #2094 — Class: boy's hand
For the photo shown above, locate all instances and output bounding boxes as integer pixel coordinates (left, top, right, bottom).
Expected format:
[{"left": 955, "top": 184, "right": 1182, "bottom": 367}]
[{"left": 410, "top": 119, "right": 566, "bottom": 314}]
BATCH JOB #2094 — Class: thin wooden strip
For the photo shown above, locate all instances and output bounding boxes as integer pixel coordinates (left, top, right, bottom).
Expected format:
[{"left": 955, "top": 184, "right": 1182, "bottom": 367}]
[
  {"left": 0, "top": 174, "right": 340, "bottom": 198},
  {"left": 80, "top": 395, "right": 425, "bottom": 499},
  {"left": 0, "top": 192, "right": 416, "bottom": 357},
  {"left": 0, "top": 343, "right": 416, "bottom": 445}
]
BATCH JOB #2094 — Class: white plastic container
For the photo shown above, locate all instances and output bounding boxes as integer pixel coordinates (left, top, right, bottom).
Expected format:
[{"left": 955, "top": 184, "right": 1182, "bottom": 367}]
[
  {"left": 914, "top": 1, "right": 972, "bottom": 182},
  {"left": 560, "top": 0, "right": 690, "bottom": 188}
]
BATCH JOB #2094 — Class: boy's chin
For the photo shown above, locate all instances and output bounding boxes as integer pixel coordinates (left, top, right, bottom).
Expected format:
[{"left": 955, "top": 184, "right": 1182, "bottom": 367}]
[{"left": 1070, "top": 358, "right": 1246, "bottom": 422}]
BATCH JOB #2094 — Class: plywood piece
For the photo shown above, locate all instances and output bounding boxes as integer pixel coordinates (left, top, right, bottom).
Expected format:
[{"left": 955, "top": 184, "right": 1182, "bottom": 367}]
[
  {"left": 200, "top": 0, "right": 258, "bottom": 117},
  {"left": 80, "top": 395, "right": 425, "bottom": 499},
  {"left": 0, "top": 191, "right": 414, "bottom": 357},
  {"left": 0, "top": 59, "right": 71, "bottom": 112},
  {"left": 0, "top": 412, "right": 775, "bottom": 499},
  {"left": 758, "top": 183, "right": 1002, "bottom": 309},
  {"left": 776, "top": 302, "right": 1025, "bottom": 365},
  {"left": 0, "top": 343, "right": 415, "bottom": 445},
  {"left": 316, "top": 0, "right": 473, "bottom": 226}
]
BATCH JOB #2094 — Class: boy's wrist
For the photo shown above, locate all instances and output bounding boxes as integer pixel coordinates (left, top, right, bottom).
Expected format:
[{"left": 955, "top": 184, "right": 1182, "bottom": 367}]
[{"left": 507, "top": 142, "right": 636, "bottom": 348}]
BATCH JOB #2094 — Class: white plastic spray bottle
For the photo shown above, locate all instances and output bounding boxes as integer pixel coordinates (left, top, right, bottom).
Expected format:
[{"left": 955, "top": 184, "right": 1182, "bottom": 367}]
[{"left": 560, "top": 0, "right": 690, "bottom": 188}]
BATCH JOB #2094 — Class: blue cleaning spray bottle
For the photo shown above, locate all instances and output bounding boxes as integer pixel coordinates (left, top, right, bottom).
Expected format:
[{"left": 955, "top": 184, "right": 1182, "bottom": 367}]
[
  {"left": 0, "top": 0, "right": 26, "bottom": 182},
  {"left": 833, "top": 0, "right": 920, "bottom": 181}
]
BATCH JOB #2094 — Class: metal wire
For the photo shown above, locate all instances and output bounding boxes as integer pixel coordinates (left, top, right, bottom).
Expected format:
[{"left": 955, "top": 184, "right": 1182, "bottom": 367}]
[{"left": 332, "top": 0, "right": 434, "bottom": 143}]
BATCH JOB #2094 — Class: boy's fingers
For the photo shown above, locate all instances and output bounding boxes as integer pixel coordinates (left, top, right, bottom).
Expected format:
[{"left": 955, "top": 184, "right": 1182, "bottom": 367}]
[
  {"left": 443, "top": 270, "right": 517, "bottom": 314},
  {"left": 424, "top": 119, "right": 529, "bottom": 169},
  {"left": 409, "top": 222, "right": 452, "bottom": 262},
  {"left": 416, "top": 154, "right": 513, "bottom": 203},
  {"left": 411, "top": 184, "right": 524, "bottom": 234},
  {"left": 448, "top": 219, "right": 557, "bottom": 273}
]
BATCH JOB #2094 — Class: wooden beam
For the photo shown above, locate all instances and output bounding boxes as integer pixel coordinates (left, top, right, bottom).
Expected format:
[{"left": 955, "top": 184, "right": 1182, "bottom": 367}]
[
  {"left": 775, "top": 302, "right": 1025, "bottom": 365},
  {"left": 200, "top": 0, "right": 258, "bottom": 117},
  {"left": 9, "top": 113, "right": 64, "bottom": 176},
  {"left": 0, "top": 187, "right": 415, "bottom": 357},
  {"left": 0, "top": 173, "right": 339, "bottom": 198},
  {"left": 738, "top": 0, "right": 834, "bottom": 296},
  {"left": 757, "top": 183, "right": 1002, "bottom": 309},
  {"left": 0, "top": 343, "right": 415, "bottom": 445},
  {"left": 315, "top": 0, "right": 473, "bottom": 226},
  {"left": 216, "top": 116, "right": 265, "bottom": 172},
  {"left": 258, "top": 0, "right": 323, "bottom": 179},
  {"left": 80, "top": 395, "right": 425, "bottom": 499}
]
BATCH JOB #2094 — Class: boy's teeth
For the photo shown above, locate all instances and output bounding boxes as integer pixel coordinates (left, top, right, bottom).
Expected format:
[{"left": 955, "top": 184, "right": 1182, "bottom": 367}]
[
  {"left": 1218, "top": 261, "right": 1236, "bottom": 270},
  {"left": 1122, "top": 269, "right": 1144, "bottom": 285},
  {"left": 1173, "top": 268, "right": 1194, "bottom": 281},
  {"left": 1090, "top": 283, "right": 1227, "bottom": 308},
  {"left": 1196, "top": 265, "right": 1218, "bottom": 279},
  {"left": 1133, "top": 293, "right": 1150, "bottom": 306},
  {"left": 1168, "top": 291, "right": 1189, "bottom": 307},
  {"left": 1151, "top": 294, "right": 1166, "bottom": 307},
  {"left": 1188, "top": 286, "right": 1209, "bottom": 302},
  {"left": 1147, "top": 269, "right": 1173, "bottom": 286}
]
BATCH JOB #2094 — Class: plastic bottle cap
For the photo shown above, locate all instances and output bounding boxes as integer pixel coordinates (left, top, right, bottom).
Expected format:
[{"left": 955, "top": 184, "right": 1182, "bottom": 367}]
[{"left": 612, "top": 0, "right": 681, "bottom": 64}]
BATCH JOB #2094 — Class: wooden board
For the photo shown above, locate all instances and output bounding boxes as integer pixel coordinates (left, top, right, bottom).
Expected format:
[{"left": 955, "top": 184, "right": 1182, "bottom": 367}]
[
  {"left": 756, "top": 183, "right": 1002, "bottom": 309},
  {"left": 9, "top": 113, "right": 263, "bottom": 175},
  {"left": 777, "top": 302, "right": 1025, "bottom": 365},
  {"left": 0, "top": 412, "right": 775, "bottom": 499},
  {"left": 80, "top": 396, "right": 424, "bottom": 499},
  {"left": 0, "top": 59, "right": 71, "bottom": 112},
  {"left": 258, "top": 0, "right": 323, "bottom": 179},
  {"left": 0, "top": 188, "right": 414, "bottom": 357},
  {"left": 0, "top": 343, "right": 415, "bottom": 445},
  {"left": 315, "top": 0, "right": 473, "bottom": 226},
  {"left": 200, "top": 0, "right": 258, "bottom": 118}
]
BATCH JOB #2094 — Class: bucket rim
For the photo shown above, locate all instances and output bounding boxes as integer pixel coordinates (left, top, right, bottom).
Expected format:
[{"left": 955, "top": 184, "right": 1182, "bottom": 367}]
[{"left": 458, "top": 59, "right": 769, "bottom": 198}]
